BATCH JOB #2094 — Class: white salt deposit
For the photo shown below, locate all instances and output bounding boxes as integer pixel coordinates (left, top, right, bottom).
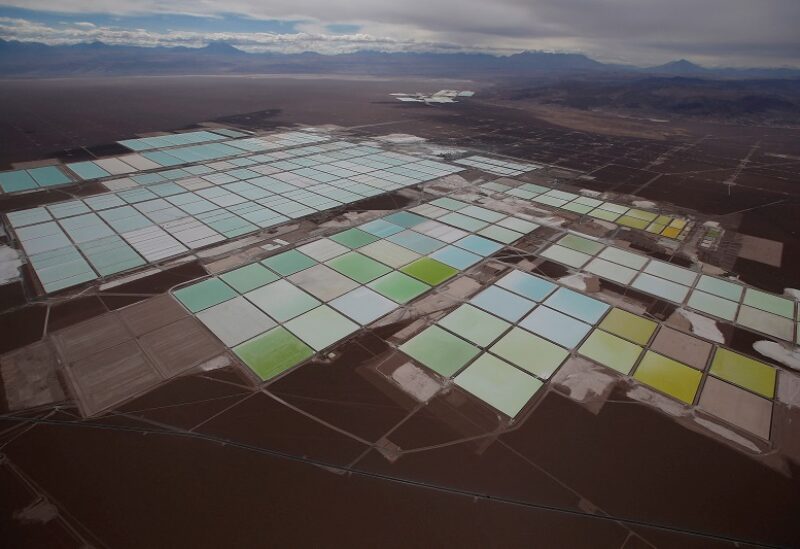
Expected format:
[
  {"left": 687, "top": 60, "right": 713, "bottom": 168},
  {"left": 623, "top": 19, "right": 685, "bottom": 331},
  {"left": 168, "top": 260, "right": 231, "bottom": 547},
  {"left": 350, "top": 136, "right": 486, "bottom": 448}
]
[{"left": 678, "top": 309, "right": 724, "bottom": 343}]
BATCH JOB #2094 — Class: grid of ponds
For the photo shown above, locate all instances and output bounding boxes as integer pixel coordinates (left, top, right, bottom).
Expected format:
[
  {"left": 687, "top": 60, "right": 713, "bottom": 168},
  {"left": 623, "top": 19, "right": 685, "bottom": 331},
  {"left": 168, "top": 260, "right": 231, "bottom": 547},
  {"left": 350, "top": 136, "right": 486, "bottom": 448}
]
[
  {"left": 170, "top": 200, "right": 541, "bottom": 382},
  {"left": 0, "top": 130, "right": 328, "bottom": 194},
  {"left": 117, "top": 129, "right": 241, "bottom": 151},
  {"left": 538, "top": 234, "right": 799, "bottom": 344},
  {"left": 480, "top": 179, "right": 692, "bottom": 240},
  {"left": 5, "top": 139, "right": 464, "bottom": 293},
  {"left": 162, "top": 189, "right": 787, "bottom": 438},
  {"left": 67, "top": 131, "right": 331, "bottom": 183},
  {"left": 94, "top": 138, "right": 409, "bottom": 193},
  {"left": 96, "top": 140, "right": 360, "bottom": 192},
  {"left": 0, "top": 166, "right": 74, "bottom": 193},
  {"left": 454, "top": 155, "right": 541, "bottom": 176},
  {"left": 406, "top": 197, "right": 542, "bottom": 244},
  {"left": 401, "top": 267, "right": 780, "bottom": 439}
]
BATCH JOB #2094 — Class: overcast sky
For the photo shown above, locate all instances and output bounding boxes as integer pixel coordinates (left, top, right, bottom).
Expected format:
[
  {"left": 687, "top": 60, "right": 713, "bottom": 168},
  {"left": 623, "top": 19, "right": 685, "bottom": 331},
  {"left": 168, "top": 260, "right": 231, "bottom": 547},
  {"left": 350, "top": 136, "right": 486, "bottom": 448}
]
[{"left": 0, "top": 1, "right": 798, "bottom": 67}]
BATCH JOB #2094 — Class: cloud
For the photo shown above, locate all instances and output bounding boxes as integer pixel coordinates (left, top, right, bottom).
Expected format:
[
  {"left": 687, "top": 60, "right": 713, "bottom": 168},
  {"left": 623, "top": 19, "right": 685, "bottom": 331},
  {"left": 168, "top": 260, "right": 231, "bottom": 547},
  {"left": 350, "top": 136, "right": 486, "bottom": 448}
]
[
  {"left": 0, "top": 1, "right": 798, "bottom": 66},
  {"left": 0, "top": 16, "right": 497, "bottom": 55}
]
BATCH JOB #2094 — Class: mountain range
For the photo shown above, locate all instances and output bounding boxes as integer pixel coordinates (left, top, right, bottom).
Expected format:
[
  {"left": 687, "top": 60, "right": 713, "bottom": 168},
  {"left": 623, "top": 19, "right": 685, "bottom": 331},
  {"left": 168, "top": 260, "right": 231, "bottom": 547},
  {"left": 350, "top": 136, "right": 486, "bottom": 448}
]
[{"left": 0, "top": 39, "right": 798, "bottom": 79}]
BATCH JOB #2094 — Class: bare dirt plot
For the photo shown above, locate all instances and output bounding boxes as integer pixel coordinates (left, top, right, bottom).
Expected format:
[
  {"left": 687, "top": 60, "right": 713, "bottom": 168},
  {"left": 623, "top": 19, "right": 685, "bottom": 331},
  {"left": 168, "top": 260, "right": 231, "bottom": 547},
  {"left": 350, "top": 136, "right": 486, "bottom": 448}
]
[
  {"left": 737, "top": 234, "right": 783, "bottom": 267},
  {"left": 49, "top": 298, "right": 225, "bottom": 416},
  {"left": 0, "top": 341, "right": 65, "bottom": 410}
]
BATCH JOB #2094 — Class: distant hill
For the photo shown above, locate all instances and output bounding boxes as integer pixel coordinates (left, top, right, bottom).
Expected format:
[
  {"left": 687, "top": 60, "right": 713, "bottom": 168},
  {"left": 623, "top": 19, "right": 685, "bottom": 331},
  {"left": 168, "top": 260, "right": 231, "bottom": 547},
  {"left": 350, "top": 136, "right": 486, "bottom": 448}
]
[
  {"left": 501, "top": 75, "right": 800, "bottom": 125},
  {"left": 647, "top": 59, "right": 709, "bottom": 75},
  {"left": 0, "top": 39, "right": 798, "bottom": 79},
  {"left": 200, "top": 41, "right": 249, "bottom": 56},
  {"left": 641, "top": 58, "right": 799, "bottom": 79}
]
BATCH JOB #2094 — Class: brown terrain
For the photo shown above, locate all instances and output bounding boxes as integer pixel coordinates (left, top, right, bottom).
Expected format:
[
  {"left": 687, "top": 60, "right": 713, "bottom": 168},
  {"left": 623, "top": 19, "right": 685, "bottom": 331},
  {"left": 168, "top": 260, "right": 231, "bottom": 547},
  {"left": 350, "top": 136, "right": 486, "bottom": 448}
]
[{"left": 1, "top": 75, "right": 799, "bottom": 548}]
